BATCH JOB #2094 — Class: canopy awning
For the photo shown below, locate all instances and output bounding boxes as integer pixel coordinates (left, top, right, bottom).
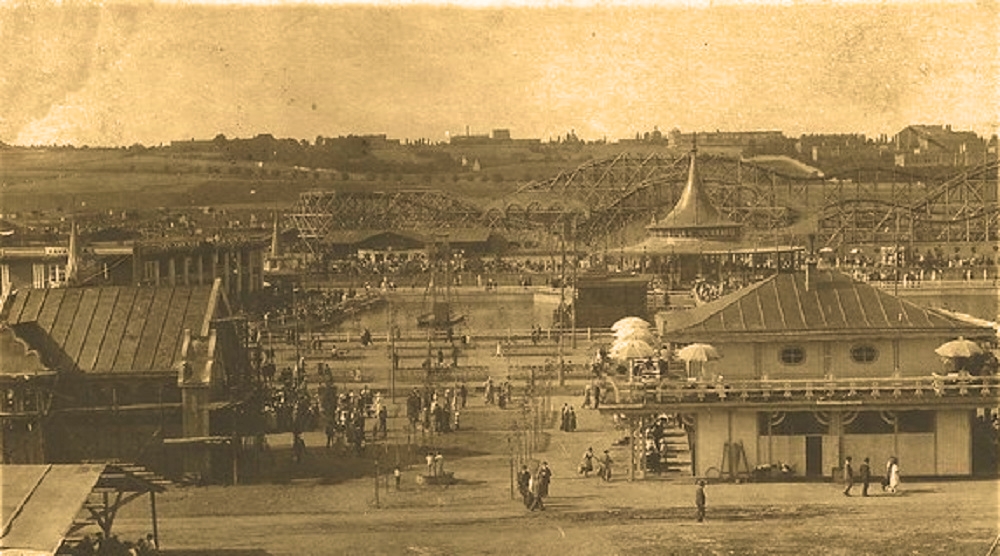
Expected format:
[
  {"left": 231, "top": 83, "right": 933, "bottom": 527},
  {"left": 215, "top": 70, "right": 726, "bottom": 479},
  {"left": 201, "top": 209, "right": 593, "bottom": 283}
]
[{"left": 1, "top": 464, "right": 168, "bottom": 556}]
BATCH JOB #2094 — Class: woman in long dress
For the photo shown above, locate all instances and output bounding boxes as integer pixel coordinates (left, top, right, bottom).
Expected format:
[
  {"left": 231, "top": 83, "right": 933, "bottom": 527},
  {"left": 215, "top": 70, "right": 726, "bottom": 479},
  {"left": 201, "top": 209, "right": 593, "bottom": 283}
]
[{"left": 887, "top": 457, "right": 900, "bottom": 493}]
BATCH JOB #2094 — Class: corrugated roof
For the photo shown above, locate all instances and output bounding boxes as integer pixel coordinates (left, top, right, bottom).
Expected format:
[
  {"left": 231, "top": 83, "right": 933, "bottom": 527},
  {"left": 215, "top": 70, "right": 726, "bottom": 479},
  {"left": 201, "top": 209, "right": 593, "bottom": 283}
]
[
  {"left": 660, "top": 269, "right": 993, "bottom": 340},
  {"left": 7, "top": 285, "right": 216, "bottom": 374}
]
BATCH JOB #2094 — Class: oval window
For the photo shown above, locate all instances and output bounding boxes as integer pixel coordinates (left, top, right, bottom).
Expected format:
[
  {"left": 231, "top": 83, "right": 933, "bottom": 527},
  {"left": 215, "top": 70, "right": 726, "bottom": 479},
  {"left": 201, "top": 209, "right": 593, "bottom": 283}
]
[
  {"left": 850, "top": 344, "right": 878, "bottom": 363},
  {"left": 780, "top": 346, "right": 805, "bottom": 365}
]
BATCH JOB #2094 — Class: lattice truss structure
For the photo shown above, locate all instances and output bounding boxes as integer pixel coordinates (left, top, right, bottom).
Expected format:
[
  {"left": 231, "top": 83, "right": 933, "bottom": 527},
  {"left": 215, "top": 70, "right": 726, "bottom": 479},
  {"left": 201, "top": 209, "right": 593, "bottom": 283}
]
[
  {"left": 288, "top": 189, "right": 482, "bottom": 244},
  {"left": 286, "top": 157, "right": 997, "bottom": 252},
  {"left": 817, "top": 161, "right": 999, "bottom": 247},
  {"left": 514, "top": 152, "right": 820, "bottom": 247}
]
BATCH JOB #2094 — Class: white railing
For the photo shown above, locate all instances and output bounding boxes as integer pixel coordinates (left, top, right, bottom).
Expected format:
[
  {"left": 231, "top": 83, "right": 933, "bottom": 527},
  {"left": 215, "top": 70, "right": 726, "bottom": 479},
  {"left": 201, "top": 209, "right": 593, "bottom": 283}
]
[{"left": 608, "top": 374, "right": 1000, "bottom": 405}]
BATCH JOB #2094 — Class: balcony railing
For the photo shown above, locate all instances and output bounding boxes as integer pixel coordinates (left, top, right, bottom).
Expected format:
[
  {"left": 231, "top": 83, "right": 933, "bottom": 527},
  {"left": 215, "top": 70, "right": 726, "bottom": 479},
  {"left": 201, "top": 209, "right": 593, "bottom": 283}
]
[{"left": 607, "top": 373, "right": 1000, "bottom": 407}]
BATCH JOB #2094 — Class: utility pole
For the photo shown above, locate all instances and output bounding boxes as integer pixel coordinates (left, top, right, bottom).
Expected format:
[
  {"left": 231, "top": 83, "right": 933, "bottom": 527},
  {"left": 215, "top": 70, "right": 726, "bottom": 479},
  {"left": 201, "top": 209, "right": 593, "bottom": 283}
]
[
  {"left": 558, "top": 221, "right": 567, "bottom": 386},
  {"left": 571, "top": 214, "right": 578, "bottom": 350}
]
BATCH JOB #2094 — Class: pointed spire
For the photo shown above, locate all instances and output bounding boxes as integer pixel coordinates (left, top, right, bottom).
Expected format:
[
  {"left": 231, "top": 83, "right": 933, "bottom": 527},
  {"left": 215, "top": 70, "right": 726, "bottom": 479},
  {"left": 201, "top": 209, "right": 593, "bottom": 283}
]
[{"left": 654, "top": 138, "right": 730, "bottom": 228}]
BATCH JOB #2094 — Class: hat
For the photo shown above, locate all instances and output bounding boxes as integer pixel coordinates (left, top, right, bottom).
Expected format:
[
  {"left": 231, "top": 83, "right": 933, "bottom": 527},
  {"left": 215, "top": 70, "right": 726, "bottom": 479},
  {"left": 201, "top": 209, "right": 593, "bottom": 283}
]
[{"left": 697, "top": 480, "right": 706, "bottom": 486}]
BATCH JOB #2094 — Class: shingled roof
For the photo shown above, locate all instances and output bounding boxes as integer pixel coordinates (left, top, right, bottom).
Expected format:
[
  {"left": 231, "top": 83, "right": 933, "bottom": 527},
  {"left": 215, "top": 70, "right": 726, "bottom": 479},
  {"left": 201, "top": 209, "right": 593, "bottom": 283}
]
[
  {"left": 659, "top": 269, "right": 993, "bottom": 341},
  {"left": 5, "top": 284, "right": 220, "bottom": 374}
]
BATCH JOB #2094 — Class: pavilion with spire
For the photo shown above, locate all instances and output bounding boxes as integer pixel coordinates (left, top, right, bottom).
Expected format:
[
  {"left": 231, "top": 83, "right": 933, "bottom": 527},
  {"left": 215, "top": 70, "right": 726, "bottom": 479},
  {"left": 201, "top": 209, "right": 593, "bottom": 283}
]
[
  {"left": 645, "top": 141, "right": 742, "bottom": 249},
  {"left": 623, "top": 141, "right": 803, "bottom": 288}
]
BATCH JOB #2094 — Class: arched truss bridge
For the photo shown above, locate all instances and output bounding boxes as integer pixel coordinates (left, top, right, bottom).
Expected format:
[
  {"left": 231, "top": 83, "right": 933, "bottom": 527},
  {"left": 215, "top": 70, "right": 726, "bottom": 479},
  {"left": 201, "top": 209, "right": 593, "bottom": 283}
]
[{"left": 287, "top": 154, "right": 998, "bottom": 251}]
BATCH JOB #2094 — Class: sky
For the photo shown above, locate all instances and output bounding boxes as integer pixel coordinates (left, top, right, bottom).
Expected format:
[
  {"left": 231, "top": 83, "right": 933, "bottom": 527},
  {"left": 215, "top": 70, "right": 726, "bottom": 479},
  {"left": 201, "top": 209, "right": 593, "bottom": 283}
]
[{"left": 1, "top": 1, "right": 997, "bottom": 147}]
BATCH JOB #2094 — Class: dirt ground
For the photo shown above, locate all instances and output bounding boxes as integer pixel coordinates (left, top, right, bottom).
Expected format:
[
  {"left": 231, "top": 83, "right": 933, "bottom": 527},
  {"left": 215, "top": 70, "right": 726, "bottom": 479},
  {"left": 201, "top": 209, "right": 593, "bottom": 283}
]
[{"left": 107, "top": 392, "right": 1000, "bottom": 556}]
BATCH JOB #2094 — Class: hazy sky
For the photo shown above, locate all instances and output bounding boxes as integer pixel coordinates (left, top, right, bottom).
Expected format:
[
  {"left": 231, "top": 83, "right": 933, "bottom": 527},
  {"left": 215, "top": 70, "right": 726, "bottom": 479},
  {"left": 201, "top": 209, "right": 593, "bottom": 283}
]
[{"left": 2, "top": 1, "right": 997, "bottom": 146}]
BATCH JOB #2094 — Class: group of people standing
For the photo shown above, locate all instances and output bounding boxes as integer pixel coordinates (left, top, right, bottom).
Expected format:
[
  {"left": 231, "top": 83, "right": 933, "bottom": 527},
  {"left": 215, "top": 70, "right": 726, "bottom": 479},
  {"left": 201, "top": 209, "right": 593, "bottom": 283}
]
[
  {"left": 517, "top": 462, "right": 552, "bottom": 511},
  {"left": 559, "top": 404, "right": 578, "bottom": 432},
  {"left": 843, "top": 455, "right": 901, "bottom": 496},
  {"left": 483, "top": 376, "right": 513, "bottom": 408},
  {"left": 406, "top": 384, "right": 466, "bottom": 434}
]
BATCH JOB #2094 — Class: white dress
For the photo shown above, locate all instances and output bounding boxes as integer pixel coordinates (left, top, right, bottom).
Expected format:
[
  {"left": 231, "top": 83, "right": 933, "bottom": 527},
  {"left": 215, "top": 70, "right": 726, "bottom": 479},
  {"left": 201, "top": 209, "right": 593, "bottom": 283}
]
[{"left": 888, "top": 463, "right": 900, "bottom": 492}]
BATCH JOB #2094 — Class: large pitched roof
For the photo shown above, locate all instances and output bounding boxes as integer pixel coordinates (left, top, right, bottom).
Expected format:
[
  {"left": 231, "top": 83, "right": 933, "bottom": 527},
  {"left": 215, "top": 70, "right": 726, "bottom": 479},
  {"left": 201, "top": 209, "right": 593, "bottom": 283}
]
[
  {"left": 5, "top": 285, "right": 218, "bottom": 374},
  {"left": 659, "top": 269, "right": 993, "bottom": 341}
]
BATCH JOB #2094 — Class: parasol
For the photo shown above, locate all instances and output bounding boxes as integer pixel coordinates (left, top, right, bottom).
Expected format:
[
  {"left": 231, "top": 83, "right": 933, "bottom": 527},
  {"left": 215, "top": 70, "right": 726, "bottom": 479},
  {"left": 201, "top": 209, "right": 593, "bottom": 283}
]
[
  {"left": 611, "top": 317, "right": 652, "bottom": 331},
  {"left": 609, "top": 338, "right": 655, "bottom": 361},
  {"left": 934, "top": 338, "right": 984, "bottom": 359},
  {"left": 675, "top": 343, "right": 722, "bottom": 363},
  {"left": 613, "top": 327, "right": 657, "bottom": 345}
]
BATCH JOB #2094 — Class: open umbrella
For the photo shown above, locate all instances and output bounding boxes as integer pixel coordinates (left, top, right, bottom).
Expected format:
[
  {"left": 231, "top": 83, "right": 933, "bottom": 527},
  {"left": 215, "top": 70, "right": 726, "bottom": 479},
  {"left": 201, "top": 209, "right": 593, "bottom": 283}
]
[
  {"left": 675, "top": 343, "right": 722, "bottom": 381},
  {"left": 609, "top": 338, "right": 655, "bottom": 361},
  {"left": 613, "top": 326, "right": 657, "bottom": 345},
  {"left": 612, "top": 317, "right": 651, "bottom": 331},
  {"left": 934, "top": 338, "right": 983, "bottom": 358},
  {"left": 675, "top": 343, "right": 722, "bottom": 362}
]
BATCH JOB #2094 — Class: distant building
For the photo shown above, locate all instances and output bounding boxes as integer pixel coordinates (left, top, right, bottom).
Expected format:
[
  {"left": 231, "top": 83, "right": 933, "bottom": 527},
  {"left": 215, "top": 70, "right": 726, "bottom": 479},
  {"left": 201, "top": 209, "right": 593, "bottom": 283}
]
[
  {"left": 669, "top": 129, "right": 787, "bottom": 154},
  {"left": 1, "top": 234, "right": 267, "bottom": 308},
  {"left": 893, "top": 125, "right": 987, "bottom": 167}
]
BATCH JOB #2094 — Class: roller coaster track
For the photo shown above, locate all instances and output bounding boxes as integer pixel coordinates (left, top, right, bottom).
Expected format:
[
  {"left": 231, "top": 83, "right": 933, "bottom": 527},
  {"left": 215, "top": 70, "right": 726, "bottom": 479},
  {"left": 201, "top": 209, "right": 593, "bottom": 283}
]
[
  {"left": 287, "top": 155, "right": 997, "bottom": 252},
  {"left": 818, "top": 160, "right": 998, "bottom": 246}
]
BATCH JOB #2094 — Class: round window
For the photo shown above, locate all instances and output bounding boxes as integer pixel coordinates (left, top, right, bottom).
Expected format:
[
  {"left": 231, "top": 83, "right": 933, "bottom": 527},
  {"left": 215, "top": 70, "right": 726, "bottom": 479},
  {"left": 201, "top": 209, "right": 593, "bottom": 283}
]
[
  {"left": 850, "top": 344, "right": 878, "bottom": 363},
  {"left": 779, "top": 346, "right": 806, "bottom": 365}
]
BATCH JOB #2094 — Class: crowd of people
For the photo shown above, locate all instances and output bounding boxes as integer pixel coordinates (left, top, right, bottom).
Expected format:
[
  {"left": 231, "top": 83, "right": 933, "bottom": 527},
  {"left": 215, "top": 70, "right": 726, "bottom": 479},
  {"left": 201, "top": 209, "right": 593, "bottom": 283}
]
[
  {"left": 68, "top": 533, "right": 157, "bottom": 556},
  {"left": 319, "top": 383, "right": 385, "bottom": 456},
  {"left": 405, "top": 383, "right": 467, "bottom": 434}
]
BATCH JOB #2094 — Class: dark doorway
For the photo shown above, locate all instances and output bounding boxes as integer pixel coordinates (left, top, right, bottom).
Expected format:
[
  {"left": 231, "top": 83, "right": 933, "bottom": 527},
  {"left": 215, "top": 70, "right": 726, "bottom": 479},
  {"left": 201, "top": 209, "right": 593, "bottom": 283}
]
[
  {"left": 806, "top": 436, "right": 823, "bottom": 477},
  {"left": 972, "top": 414, "right": 998, "bottom": 476}
]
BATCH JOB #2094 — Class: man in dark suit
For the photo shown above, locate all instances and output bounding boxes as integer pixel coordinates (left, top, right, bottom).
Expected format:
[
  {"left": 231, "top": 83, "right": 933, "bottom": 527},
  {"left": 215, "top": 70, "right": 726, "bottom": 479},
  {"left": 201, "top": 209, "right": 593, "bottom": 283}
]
[
  {"left": 517, "top": 465, "right": 532, "bottom": 508},
  {"left": 859, "top": 457, "right": 872, "bottom": 496}
]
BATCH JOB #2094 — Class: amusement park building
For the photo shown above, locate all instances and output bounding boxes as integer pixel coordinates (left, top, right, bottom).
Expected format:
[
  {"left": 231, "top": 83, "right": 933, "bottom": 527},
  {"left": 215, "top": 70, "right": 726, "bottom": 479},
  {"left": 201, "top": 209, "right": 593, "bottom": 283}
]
[
  {"left": 613, "top": 268, "right": 998, "bottom": 479},
  {"left": 0, "top": 280, "right": 253, "bottom": 482}
]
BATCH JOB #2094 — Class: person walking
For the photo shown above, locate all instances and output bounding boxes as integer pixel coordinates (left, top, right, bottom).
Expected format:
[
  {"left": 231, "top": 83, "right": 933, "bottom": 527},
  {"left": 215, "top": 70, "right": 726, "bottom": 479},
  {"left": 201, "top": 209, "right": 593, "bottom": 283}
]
[
  {"left": 579, "top": 447, "right": 595, "bottom": 477},
  {"left": 695, "top": 480, "right": 707, "bottom": 522},
  {"left": 859, "top": 457, "right": 871, "bottom": 496},
  {"left": 528, "top": 472, "right": 543, "bottom": 511},
  {"left": 842, "top": 456, "right": 855, "bottom": 496},
  {"left": 517, "top": 465, "right": 532, "bottom": 508},
  {"left": 887, "top": 457, "right": 900, "bottom": 493},
  {"left": 537, "top": 461, "right": 552, "bottom": 500},
  {"left": 599, "top": 450, "right": 614, "bottom": 482}
]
